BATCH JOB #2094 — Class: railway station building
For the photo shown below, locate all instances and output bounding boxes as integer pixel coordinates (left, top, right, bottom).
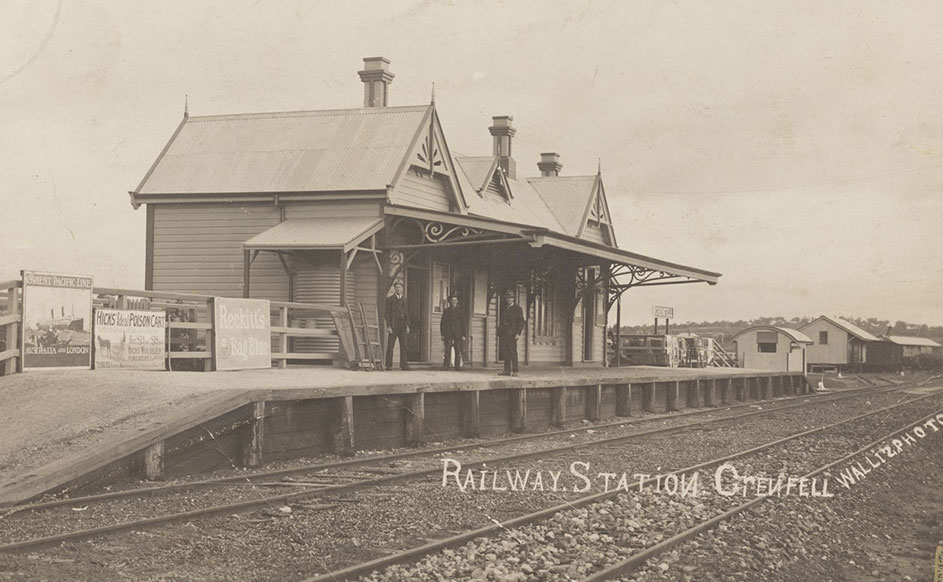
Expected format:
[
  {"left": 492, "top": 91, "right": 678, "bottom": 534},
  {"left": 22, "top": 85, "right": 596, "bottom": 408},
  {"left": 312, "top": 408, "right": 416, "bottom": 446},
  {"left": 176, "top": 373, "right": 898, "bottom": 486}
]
[{"left": 129, "top": 57, "right": 720, "bottom": 369}]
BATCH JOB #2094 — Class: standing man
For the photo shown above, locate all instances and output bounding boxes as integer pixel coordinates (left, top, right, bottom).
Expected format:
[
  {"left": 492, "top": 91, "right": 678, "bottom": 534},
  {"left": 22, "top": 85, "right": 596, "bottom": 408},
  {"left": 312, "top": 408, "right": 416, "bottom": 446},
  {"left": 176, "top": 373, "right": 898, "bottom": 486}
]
[
  {"left": 440, "top": 293, "right": 466, "bottom": 370},
  {"left": 497, "top": 290, "right": 525, "bottom": 376},
  {"left": 385, "top": 280, "right": 411, "bottom": 371}
]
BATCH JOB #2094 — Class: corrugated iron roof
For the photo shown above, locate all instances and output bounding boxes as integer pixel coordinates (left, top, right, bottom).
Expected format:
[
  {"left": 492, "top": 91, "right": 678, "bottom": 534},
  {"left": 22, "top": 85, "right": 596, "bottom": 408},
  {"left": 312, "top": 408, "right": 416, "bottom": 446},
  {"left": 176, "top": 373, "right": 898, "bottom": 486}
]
[
  {"left": 527, "top": 176, "right": 597, "bottom": 236},
  {"left": 453, "top": 156, "right": 566, "bottom": 232},
  {"left": 801, "top": 316, "right": 880, "bottom": 342},
  {"left": 455, "top": 156, "right": 497, "bottom": 192},
  {"left": 884, "top": 335, "right": 942, "bottom": 347},
  {"left": 243, "top": 217, "right": 383, "bottom": 252},
  {"left": 137, "top": 106, "right": 430, "bottom": 194},
  {"left": 732, "top": 326, "right": 813, "bottom": 344}
]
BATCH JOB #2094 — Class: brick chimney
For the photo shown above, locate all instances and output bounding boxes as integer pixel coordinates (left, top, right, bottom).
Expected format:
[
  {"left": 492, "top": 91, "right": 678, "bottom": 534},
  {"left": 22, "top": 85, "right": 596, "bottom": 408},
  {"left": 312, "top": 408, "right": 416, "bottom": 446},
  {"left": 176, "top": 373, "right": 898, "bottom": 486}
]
[
  {"left": 489, "top": 116, "right": 517, "bottom": 180},
  {"left": 358, "top": 57, "right": 394, "bottom": 107},
  {"left": 538, "top": 152, "right": 562, "bottom": 177}
]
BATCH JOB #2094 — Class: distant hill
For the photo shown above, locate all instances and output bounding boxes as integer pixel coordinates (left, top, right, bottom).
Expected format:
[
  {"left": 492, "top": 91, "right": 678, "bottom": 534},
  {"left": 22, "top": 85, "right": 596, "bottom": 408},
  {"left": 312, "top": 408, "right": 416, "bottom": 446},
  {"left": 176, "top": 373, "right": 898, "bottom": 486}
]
[{"left": 617, "top": 316, "right": 943, "bottom": 350}]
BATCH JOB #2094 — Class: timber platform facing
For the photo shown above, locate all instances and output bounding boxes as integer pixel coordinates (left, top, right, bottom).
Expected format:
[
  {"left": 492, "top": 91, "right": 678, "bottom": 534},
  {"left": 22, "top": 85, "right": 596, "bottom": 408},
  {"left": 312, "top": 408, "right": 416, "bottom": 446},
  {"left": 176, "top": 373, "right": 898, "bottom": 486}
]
[{"left": 0, "top": 366, "right": 808, "bottom": 507}]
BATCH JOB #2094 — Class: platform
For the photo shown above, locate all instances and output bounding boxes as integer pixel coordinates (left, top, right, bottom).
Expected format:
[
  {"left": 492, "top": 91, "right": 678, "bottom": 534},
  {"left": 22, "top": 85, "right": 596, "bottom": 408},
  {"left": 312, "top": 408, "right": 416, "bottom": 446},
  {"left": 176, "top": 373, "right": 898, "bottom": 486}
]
[{"left": 0, "top": 366, "right": 806, "bottom": 507}]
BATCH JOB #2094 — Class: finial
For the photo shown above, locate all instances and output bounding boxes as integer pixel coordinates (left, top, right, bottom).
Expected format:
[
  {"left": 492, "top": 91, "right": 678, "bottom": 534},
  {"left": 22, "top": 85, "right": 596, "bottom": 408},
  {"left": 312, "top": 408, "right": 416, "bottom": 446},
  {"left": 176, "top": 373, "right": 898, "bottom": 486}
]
[
  {"left": 430, "top": 82, "right": 436, "bottom": 105},
  {"left": 184, "top": 94, "right": 189, "bottom": 118},
  {"left": 597, "top": 157, "right": 602, "bottom": 175}
]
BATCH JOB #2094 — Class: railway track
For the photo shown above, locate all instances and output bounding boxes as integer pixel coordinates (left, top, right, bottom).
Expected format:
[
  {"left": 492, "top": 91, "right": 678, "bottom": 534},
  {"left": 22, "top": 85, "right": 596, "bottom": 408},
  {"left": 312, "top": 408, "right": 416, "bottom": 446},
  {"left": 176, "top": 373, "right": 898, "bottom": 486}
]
[
  {"left": 0, "top": 380, "right": 930, "bottom": 562},
  {"left": 8, "top": 375, "right": 899, "bottom": 512},
  {"left": 314, "top": 388, "right": 943, "bottom": 582}
]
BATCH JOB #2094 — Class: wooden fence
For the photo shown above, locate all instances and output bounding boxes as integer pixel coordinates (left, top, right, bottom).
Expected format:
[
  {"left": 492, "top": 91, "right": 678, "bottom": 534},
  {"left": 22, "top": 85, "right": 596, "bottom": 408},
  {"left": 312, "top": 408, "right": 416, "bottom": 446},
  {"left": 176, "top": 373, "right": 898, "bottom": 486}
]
[
  {"left": 0, "top": 282, "right": 357, "bottom": 375},
  {"left": 0, "top": 280, "right": 22, "bottom": 376}
]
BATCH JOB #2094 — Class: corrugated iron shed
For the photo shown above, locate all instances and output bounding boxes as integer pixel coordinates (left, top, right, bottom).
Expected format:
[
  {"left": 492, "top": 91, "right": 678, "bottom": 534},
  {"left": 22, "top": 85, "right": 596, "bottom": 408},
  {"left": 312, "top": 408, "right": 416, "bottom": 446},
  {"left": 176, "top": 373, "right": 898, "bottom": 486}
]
[{"left": 136, "top": 105, "right": 430, "bottom": 195}]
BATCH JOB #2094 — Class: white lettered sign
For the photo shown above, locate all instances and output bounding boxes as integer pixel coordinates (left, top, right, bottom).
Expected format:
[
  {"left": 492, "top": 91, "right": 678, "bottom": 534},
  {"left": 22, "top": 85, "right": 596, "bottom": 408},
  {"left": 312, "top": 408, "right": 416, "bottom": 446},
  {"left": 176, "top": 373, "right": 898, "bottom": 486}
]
[{"left": 213, "top": 297, "right": 271, "bottom": 370}]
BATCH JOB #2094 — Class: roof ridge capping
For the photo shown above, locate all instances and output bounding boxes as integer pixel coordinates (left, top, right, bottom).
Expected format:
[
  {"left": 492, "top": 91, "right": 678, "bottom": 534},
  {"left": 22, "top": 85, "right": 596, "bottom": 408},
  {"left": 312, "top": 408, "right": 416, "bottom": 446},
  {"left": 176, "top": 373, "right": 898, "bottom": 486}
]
[{"left": 186, "top": 104, "right": 431, "bottom": 122}]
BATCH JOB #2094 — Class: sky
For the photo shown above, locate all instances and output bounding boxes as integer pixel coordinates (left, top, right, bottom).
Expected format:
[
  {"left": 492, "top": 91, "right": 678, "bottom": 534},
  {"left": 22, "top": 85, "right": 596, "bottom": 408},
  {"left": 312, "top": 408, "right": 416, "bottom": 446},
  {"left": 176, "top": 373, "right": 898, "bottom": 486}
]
[{"left": 1, "top": 0, "right": 942, "bottom": 326}]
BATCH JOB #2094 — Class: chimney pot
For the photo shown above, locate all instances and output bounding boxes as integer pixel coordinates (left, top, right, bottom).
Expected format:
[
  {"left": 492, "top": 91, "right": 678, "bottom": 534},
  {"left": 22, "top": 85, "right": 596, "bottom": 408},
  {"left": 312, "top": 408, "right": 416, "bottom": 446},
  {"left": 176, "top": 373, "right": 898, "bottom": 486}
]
[
  {"left": 538, "top": 152, "right": 562, "bottom": 177},
  {"left": 489, "top": 115, "right": 517, "bottom": 179},
  {"left": 358, "top": 57, "right": 394, "bottom": 107}
]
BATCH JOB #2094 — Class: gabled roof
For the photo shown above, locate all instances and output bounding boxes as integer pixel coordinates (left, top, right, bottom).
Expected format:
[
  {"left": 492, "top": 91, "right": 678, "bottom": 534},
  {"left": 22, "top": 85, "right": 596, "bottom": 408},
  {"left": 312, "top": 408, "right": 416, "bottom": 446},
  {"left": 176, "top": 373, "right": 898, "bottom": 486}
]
[
  {"left": 732, "top": 326, "right": 813, "bottom": 344},
  {"left": 800, "top": 316, "right": 880, "bottom": 342},
  {"left": 527, "top": 176, "right": 597, "bottom": 236},
  {"left": 455, "top": 156, "right": 500, "bottom": 193},
  {"left": 453, "top": 156, "right": 565, "bottom": 232},
  {"left": 884, "top": 335, "right": 942, "bottom": 348},
  {"left": 135, "top": 105, "right": 431, "bottom": 195}
]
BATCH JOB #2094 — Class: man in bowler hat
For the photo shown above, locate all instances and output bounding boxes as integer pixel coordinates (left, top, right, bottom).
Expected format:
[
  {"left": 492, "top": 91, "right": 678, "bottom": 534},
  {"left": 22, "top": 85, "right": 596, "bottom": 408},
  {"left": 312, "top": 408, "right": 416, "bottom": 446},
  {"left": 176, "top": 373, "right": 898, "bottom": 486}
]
[
  {"left": 440, "top": 293, "right": 466, "bottom": 370},
  {"left": 385, "top": 280, "right": 411, "bottom": 371},
  {"left": 497, "top": 290, "right": 525, "bottom": 376}
]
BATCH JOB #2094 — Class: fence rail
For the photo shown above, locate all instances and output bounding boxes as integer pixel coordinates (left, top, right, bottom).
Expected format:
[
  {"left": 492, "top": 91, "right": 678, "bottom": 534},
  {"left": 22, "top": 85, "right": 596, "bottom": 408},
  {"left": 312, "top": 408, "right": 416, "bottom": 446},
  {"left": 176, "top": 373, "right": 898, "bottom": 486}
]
[
  {"left": 0, "top": 282, "right": 358, "bottom": 377},
  {"left": 0, "top": 280, "right": 21, "bottom": 376}
]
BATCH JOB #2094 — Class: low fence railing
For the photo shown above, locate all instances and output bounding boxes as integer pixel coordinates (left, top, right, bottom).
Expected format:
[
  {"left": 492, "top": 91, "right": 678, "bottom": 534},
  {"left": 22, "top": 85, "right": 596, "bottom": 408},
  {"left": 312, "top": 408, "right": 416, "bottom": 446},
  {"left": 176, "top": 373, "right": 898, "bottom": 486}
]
[
  {"left": 1, "top": 284, "right": 357, "bottom": 376},
  {"left": 0, "top": 280, "right": 22, "bottom": 376}
]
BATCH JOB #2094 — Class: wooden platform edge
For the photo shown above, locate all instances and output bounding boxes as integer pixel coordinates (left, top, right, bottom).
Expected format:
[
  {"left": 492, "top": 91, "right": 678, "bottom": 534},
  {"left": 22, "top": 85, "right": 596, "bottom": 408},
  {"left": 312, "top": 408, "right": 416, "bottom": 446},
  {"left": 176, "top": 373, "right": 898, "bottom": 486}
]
[{"left": 0, "top": 388, "right": 268, "bottom": 508}]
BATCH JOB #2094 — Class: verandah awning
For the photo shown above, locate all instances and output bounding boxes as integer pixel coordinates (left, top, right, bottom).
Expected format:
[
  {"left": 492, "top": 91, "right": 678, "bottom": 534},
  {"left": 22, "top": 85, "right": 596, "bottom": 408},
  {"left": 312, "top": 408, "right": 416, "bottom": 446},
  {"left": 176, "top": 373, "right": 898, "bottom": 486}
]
[
  {"left": 526, "top": 230, "right": 721, "bottom": 285},
  {"left": 243, "top": 217, "right": 384, "bottom": 253}
]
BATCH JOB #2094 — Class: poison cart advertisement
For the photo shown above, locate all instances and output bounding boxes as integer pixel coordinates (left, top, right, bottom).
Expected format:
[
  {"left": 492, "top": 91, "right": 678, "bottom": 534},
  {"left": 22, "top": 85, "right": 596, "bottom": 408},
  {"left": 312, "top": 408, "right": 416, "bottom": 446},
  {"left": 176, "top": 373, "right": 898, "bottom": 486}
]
[
  {"left": 21, "top": 271, "right": 93, "bottom": 370},
  {"left": 213, "top": 297, "right": 271, "bottom": 370},
  {"left": 93, "top": 309, "right": 166, "bottom": 370}
]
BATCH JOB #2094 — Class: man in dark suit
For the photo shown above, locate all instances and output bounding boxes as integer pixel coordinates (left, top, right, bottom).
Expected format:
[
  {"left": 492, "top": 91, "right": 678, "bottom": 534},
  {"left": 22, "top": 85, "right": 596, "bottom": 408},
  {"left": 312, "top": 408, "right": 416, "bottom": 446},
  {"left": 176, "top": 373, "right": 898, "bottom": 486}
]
[
  {"left": 497, "top": 290, "right": 525, "bottom": 376},
  {"left": 385, "top": 280, "right": 410, "bottom": 371},
  {"left": 440, "top": 293, "right": 466, "bottom": 370}
]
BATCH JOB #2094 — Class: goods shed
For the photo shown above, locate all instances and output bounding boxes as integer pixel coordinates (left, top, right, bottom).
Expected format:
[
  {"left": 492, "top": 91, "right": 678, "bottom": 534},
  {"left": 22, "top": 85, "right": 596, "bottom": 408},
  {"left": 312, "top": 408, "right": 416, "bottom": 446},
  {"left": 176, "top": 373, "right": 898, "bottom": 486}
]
[{"left": 799, "top": 316, "right": 879, "bottom": 372}]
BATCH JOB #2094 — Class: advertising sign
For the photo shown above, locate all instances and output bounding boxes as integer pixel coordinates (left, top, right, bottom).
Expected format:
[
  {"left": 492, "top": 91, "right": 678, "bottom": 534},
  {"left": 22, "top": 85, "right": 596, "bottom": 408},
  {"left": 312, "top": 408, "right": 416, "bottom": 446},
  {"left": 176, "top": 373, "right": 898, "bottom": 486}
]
[
  {"left": 213, "top": 297, "right": 271, "bottom": 370},
  {"left": 21, "top": 271, "right": 93, "bottom": 370},
  {"left": 652, "top": 305, "right": 675, "bottom": 319},
  {"left": 93, "top": 309, "right": 166, "bottom": 370}
]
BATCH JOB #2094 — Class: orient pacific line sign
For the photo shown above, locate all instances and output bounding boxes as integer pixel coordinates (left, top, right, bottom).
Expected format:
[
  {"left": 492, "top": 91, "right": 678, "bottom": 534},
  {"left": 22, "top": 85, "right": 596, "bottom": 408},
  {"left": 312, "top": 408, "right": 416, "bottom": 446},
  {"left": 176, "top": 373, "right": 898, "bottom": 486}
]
[
  {"left": 93, "top": 309, "right": 166, "bottom": 370},
  {"left": 21, "top": 271, "right": 93, "bottom": 370},
  {"left": 213, "top": 297, "right": 271, "bottom": 371}
]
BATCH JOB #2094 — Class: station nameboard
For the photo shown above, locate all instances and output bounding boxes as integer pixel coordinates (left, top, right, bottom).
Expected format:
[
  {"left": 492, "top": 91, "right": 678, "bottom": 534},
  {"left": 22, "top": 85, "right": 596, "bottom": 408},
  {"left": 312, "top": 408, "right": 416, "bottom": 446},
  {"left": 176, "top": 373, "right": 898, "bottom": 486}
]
[
  {"left": 213, "top": 297, "right": 271, "bottom": 371},
  {"left": 93, "top": 309, "right": 166, "bottom": 370},
  {"left": 652, "top": 305, "right": 674, "bottom": 319},
  {"left": 21, "top": 271, "right": 93, "bottom": 370}
]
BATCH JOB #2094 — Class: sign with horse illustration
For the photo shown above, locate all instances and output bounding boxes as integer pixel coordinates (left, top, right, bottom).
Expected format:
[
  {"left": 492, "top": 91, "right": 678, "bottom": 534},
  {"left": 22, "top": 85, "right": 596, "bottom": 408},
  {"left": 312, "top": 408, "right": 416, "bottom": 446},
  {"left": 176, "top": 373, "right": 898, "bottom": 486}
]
[
  {"left": 20, "top": 271, "right": 94, "bottom": 370},
  {"left": 93, "top": 309, "right": 166, "bottom": 370}
]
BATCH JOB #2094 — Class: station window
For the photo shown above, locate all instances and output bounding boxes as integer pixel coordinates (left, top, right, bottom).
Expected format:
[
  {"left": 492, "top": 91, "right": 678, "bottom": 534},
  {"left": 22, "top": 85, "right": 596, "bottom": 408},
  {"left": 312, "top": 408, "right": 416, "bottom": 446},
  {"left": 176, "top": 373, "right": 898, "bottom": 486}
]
[
  {"left": 757, "top": 330, "right": 777, "bottom": 353},
  {"left": 819, "top": 331, "right": 828, "bottom": 344},
  {"left": 472, "top": 270, "right": 488, "bottom": 316},
  {"left": 432, "top": 262, "right": 450, "bottom": 314},
  {"left": 534, "top": 280, "right": 555, "bottom": 338}
]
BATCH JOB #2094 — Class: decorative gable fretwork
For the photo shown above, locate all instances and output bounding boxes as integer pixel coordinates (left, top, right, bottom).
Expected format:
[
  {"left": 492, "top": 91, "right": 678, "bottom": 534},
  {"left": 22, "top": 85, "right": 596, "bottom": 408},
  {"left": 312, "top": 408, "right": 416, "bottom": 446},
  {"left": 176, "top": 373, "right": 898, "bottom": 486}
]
[
  {"left": 415, "top": 131, "right": 446, "bottom": 176},
  {"left": 411, "top": 115, "right": 451, "bottom": 179},
  {"left": 392, "top": 106, "right": 467, "bottom": 213}
]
